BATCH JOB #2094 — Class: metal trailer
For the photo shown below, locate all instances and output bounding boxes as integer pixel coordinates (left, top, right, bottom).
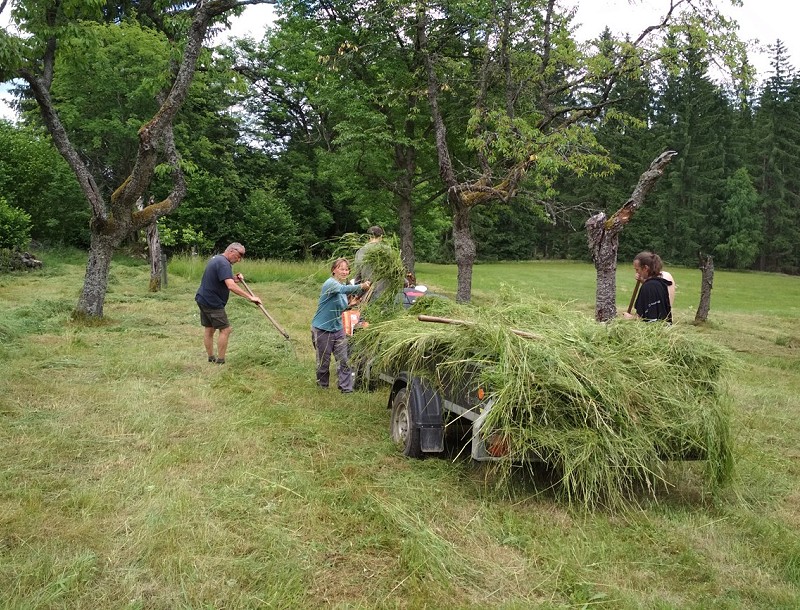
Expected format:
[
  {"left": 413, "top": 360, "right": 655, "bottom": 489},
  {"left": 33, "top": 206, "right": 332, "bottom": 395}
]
[{"left": 377, "top": 371, "right": 503, "bottom": 461}]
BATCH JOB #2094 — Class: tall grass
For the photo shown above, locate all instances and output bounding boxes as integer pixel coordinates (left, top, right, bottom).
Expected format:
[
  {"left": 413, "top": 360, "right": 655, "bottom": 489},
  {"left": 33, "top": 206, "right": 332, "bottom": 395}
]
[{"left": 0, "top": 254, "right": 798, "bottom": 608}]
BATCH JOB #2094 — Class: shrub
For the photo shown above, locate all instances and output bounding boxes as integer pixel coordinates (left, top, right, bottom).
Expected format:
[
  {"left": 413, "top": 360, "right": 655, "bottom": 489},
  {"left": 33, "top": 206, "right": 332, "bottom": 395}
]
[
  {"left": 0, "top": 197, "right": 32, "bottom": 250},
  {"left": 233, "top": 188, "right": 300, "bottom": 259}
]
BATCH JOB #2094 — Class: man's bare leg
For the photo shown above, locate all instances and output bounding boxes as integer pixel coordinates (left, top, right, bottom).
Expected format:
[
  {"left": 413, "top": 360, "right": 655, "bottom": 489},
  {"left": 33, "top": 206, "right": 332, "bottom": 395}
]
[
  {"left": 204, "top": 326, "right": 216, "bottom": 359},
  {"left": 217, "top": 326, "right": 233, "bottom": 361}
]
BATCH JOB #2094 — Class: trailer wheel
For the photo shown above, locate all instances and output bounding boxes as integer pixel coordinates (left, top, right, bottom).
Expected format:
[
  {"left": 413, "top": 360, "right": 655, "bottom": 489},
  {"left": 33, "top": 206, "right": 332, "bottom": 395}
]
[{"left": 390, "top": 387, "right": 422, "bottom": 458}]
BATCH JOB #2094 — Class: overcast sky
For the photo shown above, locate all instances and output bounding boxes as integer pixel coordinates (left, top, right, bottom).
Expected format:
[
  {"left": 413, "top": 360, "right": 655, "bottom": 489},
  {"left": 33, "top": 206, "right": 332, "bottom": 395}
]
[
  {"left": 2, "top": 0, "right": 798, "bottom": 121},
  {"left": 572, "top": 0, "right": 797, "bottom": 76},
  {"left": 221, "top": 0, "right": 798, "bottom": 74}
]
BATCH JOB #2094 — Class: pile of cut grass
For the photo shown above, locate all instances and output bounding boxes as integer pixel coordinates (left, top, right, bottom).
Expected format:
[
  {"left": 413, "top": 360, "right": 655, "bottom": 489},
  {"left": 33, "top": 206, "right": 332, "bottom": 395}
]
[
  {"left": 352, "top": 294, "right": 733, "bottom": 510},
  {"left": 328, "top": 231, "right": 407, "bottom": 319},
  {"left": 357, "top": 238, "right": 406, "bottom": 316}
]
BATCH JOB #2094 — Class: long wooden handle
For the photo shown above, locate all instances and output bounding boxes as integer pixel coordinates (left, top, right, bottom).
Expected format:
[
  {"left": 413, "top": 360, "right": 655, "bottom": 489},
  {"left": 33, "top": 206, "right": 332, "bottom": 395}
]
[
  {"left": 417, "top": 314, "right": 470, "bottom": 327},
  {"left": 627, "top": 281, "right": 641, "bottom": 314},
  {"left": 417, "top": 314, "right": 542, "bottom": 340},
  {"left": 240, "top": 279, "right": 290, "bottom": 340},
  {"left": 627, "top": 279, "right": 642, "bottom": 314}
]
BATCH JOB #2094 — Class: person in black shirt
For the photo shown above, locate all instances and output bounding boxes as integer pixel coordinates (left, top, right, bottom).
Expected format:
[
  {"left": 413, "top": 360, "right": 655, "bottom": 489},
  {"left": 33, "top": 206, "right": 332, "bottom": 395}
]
[{"left": 622, "top": 251, "right": 673, "bottom": 323}]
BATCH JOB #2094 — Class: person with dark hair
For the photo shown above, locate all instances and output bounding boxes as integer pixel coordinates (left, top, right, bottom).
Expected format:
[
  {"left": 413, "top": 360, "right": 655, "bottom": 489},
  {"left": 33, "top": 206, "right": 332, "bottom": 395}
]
[
  {"left": 622, "top": 251, "right": 673, "bottom": 322},
  {"left": 311, "top": 258, "right": 370, "bottom": 392},
  {"left": 195, "top": 242, "right": 262, "bottom": 364}
]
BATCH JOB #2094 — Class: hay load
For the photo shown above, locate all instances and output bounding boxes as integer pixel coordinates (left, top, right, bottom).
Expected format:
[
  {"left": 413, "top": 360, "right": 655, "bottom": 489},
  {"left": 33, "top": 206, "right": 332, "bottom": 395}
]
[
  {"left": 329, "top": 231, "right": 407, "bottom": 317},
  {"left": 352, "top": 295, "right": 733, "bottom": 509},
  {"left": 356, "top": 237, "right": 406, "bottom": 313}
]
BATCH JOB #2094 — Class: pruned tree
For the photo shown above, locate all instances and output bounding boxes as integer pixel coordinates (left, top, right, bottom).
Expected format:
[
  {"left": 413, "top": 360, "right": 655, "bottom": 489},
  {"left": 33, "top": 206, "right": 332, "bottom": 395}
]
[
  {"left": 0, "top": 0, "right": 270, "bottom": 317},
  {"left": 138, "top": 195, "right": 165, "bottom": 292},
  {"left": 585, "top": 150, "right": 677, "bottom": 322}
]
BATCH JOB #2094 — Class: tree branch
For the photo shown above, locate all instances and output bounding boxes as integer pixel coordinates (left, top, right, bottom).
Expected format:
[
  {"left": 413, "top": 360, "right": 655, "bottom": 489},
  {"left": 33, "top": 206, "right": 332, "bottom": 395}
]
[
  {"left": 418, "top": 6, "right": 458, "bottom": 192},
  {"left": 19, "top": 68, "right": 107, "bottom": 223},
  {"left": 586, "top": 150, "right": 677, "bottom": 260}
]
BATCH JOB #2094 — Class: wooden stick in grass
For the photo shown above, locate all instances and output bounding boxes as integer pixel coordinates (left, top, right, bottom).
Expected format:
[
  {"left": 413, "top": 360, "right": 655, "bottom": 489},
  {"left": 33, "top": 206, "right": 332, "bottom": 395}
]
[
  {"left": 417, "top": 314, "right": 543, "bottom": 341},
  {"left": 627, "top": 279, "right": 642, "bottom": 314},
  {"left": 240, "top": 279, "right": 290, "bottom": 340}
]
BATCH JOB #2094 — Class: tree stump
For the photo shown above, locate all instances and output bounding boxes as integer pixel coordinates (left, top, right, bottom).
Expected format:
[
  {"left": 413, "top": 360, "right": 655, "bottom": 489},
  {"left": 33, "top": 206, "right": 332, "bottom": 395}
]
[{"left": 694, "top": 253, "right": 714, "bottom": 324}]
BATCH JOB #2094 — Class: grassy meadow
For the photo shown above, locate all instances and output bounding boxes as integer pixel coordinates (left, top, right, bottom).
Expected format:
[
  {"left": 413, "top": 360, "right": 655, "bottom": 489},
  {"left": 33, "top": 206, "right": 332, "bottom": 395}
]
[{"left": 1, "top": 251, "right": 799, "bottom": 609}]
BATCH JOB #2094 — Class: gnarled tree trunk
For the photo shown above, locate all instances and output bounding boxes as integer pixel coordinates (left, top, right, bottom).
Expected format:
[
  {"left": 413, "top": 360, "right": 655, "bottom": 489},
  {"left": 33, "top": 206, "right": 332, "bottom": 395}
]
[
  {"left": 585, "top": 151, "right": 677, "bottom": 322},
  {"left": 138, "top": 196, "right": 164, "bottom": 292},
  {"left": 146, "top": 221, "right": 164, "bottom": 292},
  {"left": 452, "top": 199, "right": 476, "bottom": 303},
  {"left": 394, "top": 140, "right": 417, "bottom": 276},
  {"left": 77, "top": 233, "right": 117, "bottom": 317}
]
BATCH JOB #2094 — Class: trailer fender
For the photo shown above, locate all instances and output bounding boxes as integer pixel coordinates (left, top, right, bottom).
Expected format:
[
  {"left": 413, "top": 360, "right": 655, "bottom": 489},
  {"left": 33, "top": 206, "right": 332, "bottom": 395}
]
[{"left": 389, "top": 373, "right": 444, "bottom": 454}]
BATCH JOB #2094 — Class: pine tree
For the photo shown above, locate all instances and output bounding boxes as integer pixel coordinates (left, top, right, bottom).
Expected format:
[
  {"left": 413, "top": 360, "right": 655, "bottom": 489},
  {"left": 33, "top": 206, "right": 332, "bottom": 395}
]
[
  {"left": 751, "top": 40, "right": 800, "bottom": 272},
  {"left": 715, "top": 167, "right": 761, "bottom": 268},
  {"left": 648, "top": 35, "right": 732, "bottom": 265}
]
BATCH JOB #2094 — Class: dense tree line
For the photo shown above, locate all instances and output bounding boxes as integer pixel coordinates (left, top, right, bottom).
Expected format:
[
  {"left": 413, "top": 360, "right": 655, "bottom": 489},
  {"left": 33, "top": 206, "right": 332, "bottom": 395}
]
[{"left": 2, "top": 1, "right": 799, "bottom": 306}]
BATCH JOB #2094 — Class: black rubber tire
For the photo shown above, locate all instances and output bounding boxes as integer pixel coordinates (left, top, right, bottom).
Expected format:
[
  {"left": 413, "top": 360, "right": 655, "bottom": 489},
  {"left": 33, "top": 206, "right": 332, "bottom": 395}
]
[{"left": 390, "top": 387, "right": 422, "bottom": 458}]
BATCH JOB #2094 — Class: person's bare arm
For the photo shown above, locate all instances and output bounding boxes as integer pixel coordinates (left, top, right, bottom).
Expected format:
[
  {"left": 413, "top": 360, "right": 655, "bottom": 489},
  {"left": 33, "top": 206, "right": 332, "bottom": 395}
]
[{"left": 225, "top": 277, "right": 261, "bottom": 304}]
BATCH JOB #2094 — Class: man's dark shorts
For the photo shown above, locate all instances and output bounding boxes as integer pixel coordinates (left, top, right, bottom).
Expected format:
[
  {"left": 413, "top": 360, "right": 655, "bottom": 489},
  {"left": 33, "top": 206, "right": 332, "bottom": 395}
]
[{"left": 197, "top": 303, "right": 230, "bottom": 329}]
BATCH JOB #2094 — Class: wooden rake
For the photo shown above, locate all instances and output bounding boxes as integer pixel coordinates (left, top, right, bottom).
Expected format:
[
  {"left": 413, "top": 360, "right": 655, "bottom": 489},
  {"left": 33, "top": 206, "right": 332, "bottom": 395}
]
[{"left": 240, "top": 278, "right": 290, "bottom": 340}]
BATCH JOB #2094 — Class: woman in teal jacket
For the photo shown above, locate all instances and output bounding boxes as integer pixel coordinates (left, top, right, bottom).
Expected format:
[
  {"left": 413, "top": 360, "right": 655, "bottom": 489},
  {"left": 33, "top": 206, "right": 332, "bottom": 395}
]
[{"left": 311, "top": 258, "right": 370, "bottom": 392}]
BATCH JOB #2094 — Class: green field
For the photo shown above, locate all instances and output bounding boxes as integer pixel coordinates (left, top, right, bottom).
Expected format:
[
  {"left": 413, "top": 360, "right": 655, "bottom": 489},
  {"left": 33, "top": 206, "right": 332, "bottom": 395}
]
[{"left": 1, "top": 253, "right": 799, "bottom": 608}]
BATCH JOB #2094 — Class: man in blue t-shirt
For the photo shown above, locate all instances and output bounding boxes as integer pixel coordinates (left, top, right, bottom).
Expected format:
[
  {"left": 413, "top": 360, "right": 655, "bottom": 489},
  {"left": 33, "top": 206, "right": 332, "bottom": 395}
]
[{"left": 195, "top": 243, "right": 262, "bottom": 364}]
